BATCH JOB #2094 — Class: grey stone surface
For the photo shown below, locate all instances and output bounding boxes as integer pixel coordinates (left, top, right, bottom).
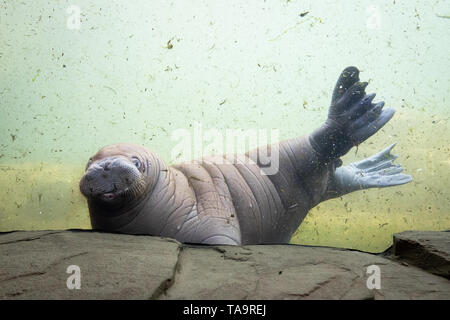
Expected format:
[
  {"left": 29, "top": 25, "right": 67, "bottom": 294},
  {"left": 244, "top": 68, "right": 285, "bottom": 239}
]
[
  {"left": 162, "top": 245, "right": 449, "bottom": 300},
  {"left": 0, "top": 230, "right": 449, "bottom": 299},
  {"left": 0, "top": 230, "right": 180, "bottom": 299},
  {"left": 393, "top": 230, "right": 450, "bottom": 279}
]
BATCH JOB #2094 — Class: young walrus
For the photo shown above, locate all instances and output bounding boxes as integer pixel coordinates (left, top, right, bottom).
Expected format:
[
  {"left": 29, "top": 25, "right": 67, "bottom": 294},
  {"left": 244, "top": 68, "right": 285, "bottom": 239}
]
[{"left": 80, "top": 67, "right": 412, "bottom": 245}]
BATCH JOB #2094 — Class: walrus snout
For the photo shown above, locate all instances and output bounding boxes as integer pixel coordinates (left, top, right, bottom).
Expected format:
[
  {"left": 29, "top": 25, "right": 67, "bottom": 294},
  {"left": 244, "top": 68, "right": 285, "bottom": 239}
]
[{"left": 80, "top": 156, "right": 143, "bottom": 202}]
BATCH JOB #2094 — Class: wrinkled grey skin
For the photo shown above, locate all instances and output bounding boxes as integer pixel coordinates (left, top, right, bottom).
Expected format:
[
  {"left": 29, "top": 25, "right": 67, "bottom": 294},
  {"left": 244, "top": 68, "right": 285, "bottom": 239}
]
[{"left": 80, "top": 67, "right": 412, "bottom": 245}]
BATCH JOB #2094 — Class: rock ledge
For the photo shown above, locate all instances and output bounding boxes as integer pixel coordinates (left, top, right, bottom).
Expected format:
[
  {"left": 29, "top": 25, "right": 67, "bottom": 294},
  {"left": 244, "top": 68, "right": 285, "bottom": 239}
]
[{"left": 1, "top": 230, "right": 449, "bottom": 299}]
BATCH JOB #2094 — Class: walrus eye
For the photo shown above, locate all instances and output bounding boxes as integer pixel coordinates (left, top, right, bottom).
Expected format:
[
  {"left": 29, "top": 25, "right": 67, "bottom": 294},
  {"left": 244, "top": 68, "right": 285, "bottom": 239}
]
[
  {"left": 85, "top": 158, "right": 93, "bottom": 171},
  {"left": 132, "top": 157, "right": 141, "bottom": 169}
]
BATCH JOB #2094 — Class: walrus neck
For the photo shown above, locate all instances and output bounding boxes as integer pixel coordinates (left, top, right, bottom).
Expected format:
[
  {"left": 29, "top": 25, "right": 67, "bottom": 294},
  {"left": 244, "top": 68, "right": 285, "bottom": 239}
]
[{"left": 115, "top": 165, "right": 197, "bottom": 238}]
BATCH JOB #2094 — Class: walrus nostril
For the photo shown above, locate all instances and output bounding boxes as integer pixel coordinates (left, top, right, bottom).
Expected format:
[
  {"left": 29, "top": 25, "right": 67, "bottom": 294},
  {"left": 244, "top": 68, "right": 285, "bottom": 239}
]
[{"left": 103, "top": 161, "right": 111, "bottom": 171}]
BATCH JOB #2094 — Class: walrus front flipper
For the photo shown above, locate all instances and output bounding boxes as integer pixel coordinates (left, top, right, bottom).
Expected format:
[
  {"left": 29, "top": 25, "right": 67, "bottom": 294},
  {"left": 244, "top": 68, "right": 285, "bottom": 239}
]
[
  {"left": 325, "top": 143, "right": 412, "bottom": 199},
  {"left": 309, "top": 66, "right": 395, "bottom": 161}
]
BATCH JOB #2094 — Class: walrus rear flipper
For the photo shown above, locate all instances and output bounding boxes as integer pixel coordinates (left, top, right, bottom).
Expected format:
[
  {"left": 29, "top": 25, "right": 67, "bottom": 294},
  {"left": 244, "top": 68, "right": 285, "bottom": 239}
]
[
  {"left": 324, "top": 143, "right": 413, "bottom": 200},
  {"left": 309, "top": 66, "right": 395, "bottom": 162}
]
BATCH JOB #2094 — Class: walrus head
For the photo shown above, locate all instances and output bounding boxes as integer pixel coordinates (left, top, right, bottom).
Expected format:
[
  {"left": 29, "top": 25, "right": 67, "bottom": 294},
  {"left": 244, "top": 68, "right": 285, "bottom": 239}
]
[{"left": 80, "top": 143, "right": 159, "bottom": 209}]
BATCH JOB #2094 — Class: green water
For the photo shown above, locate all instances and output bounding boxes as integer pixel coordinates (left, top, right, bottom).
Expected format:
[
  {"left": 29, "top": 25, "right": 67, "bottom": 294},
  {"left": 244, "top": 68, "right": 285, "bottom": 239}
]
[{"left": 1, "top": 0, "right": 449, "bottom": 252}]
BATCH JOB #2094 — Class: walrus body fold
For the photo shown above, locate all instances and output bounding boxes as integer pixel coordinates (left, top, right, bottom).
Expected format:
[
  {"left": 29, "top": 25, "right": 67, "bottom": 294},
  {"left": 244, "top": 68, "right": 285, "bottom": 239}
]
[{"left": 80, "top": 67, "right": 412, "bottom": 245}]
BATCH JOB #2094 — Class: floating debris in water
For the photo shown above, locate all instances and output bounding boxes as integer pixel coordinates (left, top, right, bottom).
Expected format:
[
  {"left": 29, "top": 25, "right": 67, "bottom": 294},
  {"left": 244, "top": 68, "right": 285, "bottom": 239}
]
[
  {"left": 103, "top": 86, "right": 117, "bottom": 95},
  {"left": 270, "top": 15, "right": 317, "bottom": 41},
  {"left": 31, "top": 69, "right": 40, "bottom": 82},
  {"left": 299, "top": 11, "right": 309, "bottom": 17}
]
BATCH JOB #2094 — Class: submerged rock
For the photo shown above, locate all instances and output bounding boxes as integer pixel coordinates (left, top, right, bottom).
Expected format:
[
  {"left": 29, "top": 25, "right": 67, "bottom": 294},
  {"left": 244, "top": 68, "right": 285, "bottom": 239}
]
[
  {"left": 392, "top": 230, "right": 450, "bottom": 279},
  {"left": 0, "top": 230, "right": 448, "bottom": 299}
]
